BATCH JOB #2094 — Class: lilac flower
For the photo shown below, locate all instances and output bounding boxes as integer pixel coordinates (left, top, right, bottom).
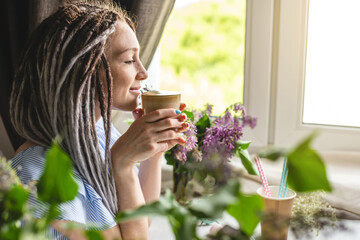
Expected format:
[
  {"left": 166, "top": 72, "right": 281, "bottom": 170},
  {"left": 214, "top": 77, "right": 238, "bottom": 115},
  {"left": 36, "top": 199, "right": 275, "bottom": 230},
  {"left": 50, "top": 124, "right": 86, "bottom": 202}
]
[
  {"left": 232, "top": 103, "right": 246, "bottom": 116},
  {"left": 223, "top": 110, "right": 232, "bottom": 124},
  {"left": 192, "top": 109, "right": 203, "bottom": 122},
  {"left": 204, "top": 103, "right": 213, "bottom": 116},
  {"left": 202, "top": 111, "right": 243, "bottom": 161},
  {"left": 171, "top": 103, "right": 256, "bottom": 165},
  {"left": 173, "top": 122, "right": 198, "bottom": 164},
  {"left": 242, "top": 115, "right": 257, "bottom": 129}
]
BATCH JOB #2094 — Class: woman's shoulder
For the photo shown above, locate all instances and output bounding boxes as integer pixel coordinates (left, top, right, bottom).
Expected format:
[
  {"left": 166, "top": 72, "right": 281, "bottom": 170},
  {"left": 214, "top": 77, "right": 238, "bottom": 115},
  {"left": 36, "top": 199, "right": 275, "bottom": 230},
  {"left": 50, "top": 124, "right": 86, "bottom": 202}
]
[{"left": 10, "top": 145, "right": 47, "bottom": 183}]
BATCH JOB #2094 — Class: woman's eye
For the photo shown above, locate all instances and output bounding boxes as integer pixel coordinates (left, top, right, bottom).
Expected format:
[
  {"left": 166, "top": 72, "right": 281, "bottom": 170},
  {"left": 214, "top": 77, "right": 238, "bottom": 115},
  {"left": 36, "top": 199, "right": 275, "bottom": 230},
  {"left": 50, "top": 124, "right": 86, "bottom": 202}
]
[{"left": 124, "top": 60, "right": 136, "bottom": 65}]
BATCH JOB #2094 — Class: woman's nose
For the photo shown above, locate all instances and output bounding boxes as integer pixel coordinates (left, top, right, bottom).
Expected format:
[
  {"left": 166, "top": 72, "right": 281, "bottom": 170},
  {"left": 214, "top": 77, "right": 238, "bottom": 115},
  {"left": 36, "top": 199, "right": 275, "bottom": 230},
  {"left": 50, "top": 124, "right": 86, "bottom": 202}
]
[{"left": 136, "top": 62, "right": 148, "bottom": 81}]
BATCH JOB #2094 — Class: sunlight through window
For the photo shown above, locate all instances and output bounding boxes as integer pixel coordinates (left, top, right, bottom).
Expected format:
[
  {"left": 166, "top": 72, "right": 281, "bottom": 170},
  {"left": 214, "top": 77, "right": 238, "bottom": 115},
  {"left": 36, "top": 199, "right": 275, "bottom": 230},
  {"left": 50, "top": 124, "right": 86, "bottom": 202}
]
[
  {"left": 303, "top": 0, "right": 360, "bottom": 128},
  {"left": 159, "top": 0, "right": 246, "bottom": 115}
]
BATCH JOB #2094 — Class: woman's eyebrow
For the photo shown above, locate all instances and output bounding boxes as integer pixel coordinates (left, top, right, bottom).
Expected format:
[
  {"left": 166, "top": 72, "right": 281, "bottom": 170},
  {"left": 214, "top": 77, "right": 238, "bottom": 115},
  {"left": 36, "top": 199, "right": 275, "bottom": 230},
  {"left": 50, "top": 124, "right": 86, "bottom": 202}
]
[{"left": 119, "top": 47, "right": 139, "bottom": 55}]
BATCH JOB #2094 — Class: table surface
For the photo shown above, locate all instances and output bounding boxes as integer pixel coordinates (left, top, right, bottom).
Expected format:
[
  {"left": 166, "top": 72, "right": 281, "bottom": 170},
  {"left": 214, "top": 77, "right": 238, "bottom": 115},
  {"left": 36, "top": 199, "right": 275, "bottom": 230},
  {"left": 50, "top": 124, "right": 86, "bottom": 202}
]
[{"left": 149, "top": 216, "right": 360, "bottom": 240}]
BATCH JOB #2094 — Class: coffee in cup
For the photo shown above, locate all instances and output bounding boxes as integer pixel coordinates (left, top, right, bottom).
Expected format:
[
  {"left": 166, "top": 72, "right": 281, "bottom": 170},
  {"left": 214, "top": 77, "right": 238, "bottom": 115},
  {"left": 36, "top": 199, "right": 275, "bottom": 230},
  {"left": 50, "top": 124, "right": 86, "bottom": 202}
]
[{"left": 141, "top": 90, "right": 181, "bottom": 114}]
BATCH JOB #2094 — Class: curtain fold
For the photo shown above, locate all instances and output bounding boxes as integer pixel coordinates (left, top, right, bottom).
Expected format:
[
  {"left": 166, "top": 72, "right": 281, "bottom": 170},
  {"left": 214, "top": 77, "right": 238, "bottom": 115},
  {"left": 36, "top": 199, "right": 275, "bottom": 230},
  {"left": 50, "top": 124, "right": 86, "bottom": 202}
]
[
  {"left": 129, "top": 0, "right": 175, "bottom": 69},
  {"left": 0, "top": 0, "right": 175, "bottom": 150},
  {"left": 1, "top": 0, "right": 30, "bottom": 151}
]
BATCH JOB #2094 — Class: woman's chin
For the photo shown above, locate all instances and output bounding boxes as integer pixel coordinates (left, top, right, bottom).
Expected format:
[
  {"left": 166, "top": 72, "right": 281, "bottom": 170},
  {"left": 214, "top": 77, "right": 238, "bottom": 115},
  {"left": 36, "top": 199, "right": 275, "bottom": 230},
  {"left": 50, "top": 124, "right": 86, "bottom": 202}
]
[{"left": 112, "top": 101, "right": 139, "bottom": 112}]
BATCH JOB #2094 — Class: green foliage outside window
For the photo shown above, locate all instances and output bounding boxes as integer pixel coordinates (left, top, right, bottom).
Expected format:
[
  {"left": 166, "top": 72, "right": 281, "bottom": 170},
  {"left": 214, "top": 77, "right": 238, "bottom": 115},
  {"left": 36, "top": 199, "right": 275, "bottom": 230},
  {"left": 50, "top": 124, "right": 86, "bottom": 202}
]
[{"left": 160, "top": 0, "right": 246, "bottom": 115}]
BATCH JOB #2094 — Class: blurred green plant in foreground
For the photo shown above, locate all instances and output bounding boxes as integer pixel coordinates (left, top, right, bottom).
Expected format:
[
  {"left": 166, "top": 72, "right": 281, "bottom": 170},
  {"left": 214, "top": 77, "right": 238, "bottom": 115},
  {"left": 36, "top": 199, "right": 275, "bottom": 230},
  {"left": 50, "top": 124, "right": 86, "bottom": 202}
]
[{"left": 1, "top": 132, "right": 338, "bottom": 239}]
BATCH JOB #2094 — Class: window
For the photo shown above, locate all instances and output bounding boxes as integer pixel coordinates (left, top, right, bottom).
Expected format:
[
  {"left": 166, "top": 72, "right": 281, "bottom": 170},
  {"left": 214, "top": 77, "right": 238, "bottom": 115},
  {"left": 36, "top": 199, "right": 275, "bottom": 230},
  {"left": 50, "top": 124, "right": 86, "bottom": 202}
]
[
  {"left": 303, "top": 0, "right": 360, "bottom": 128},
  {"left": 245, "top": 0, "right": 360, "bottom": 152},
  {"left": 159, "top": 0, "right": 246, "bottom": 115},
  {"left": 117, "top": 0, "right": 360, "bottom": 153}
]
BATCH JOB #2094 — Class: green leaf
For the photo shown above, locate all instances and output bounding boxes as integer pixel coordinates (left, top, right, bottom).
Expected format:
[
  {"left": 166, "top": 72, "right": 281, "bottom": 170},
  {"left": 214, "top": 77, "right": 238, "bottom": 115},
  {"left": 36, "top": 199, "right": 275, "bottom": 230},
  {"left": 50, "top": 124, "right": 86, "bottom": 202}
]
[
  {"left": 227, "top": 193, "right": 264, "bottom": 236},
  {"left": 116, "top": 190, "right": 200, "bottom": 240},
  {"left": 235, "top": 140, "right": 252, "bottom": 150},
  {"left": 287, "top": 134, "right": 332, "bottom": 192},
  {"left": 257, "top": 146, "right": 288, "bottom": 161},
  {"left": 3, "top": 185, "right": 29, "bottom": 222},
  {"left": 195, "top": 114, "right": 211, "bottom": 135},
  {"left": 85, "top": 230, "right": 105, "bottom": 240},
  {"left": 45, "top": 205, "right": 61, "bottom": 224},
  {"left": 124, "top": 118, "right": 134, "bottom": 125},
  {"left": 116, "top": 200, "right": 170, "bottom": 222},
  {"left": 37, "top": 143, "right": 78, "bottom": 204},
  {"left": 165, "top": 150, "right": 177, "bottom": 166},
  {"left": 237, "top": 149, "right": 258, "bottom": 176},
  {"left": 187, "top": 180, "right": 240, "bottom": 219},
  {"left": 0, "top": 222, "right": 22, "bottom": 240},
  {"left": 175, "top": 216, "right": 199, "bottom": 240},
  {"left": 182, "top": 110, "right": 195, "bottom": 121}
]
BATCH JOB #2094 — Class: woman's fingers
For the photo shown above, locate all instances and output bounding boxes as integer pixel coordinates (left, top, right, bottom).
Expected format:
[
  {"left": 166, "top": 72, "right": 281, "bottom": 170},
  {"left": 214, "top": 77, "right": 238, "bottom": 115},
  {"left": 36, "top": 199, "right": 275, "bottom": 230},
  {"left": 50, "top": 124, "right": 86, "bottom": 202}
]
[
  {"left": 154, "top": 129, "right": 182, "bottom": 142},
  {"left": 177, "top": 122, "right": 190, "bottom": 133},
  {"left": 144, "top": 109, "right": 181, "bottom": 123},
  {"left": 150, "top": 115, "right": 187, "bottom": 132},
  {"left": 132, "top": 108, "right": 144, "bottom": 120},
  {"left": 180, "top": 103, "right": 186, "bottom": 111},
  {"left": 161, "top": 138, "right": 187, "bottom": 150}
]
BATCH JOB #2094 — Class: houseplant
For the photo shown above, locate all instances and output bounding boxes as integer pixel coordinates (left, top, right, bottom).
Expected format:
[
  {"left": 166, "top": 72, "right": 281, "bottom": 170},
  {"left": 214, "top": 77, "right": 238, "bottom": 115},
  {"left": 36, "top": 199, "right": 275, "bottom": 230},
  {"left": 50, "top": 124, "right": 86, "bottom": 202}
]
[
  {"left": 1, "top": 109, "right": 338, "bottom": 239},
  {"left": 164, "top": 103, "right": 258, "bottom": 203}
]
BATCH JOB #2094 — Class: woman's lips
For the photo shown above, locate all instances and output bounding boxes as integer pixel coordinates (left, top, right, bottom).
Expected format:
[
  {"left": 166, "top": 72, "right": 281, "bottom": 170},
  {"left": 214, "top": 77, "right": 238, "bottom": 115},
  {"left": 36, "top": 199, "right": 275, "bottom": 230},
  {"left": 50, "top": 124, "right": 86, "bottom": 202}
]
[{"left": 129, "top": 87, "right": 141, "bottom": 95}]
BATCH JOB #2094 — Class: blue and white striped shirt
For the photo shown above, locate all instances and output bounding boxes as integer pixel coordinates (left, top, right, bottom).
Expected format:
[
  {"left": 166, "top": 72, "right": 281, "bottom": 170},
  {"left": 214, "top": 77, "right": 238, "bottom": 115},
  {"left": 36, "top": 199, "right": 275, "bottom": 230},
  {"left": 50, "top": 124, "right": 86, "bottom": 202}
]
[{"left": 10, "top": 118, "right": 121, "bottom": 239}]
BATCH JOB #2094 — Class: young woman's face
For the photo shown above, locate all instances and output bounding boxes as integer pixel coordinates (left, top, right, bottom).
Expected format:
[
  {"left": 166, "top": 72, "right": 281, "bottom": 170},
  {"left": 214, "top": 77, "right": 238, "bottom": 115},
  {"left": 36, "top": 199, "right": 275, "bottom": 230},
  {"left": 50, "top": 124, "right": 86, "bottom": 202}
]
[{"left": 107, "top": 21, "right": 148, "bottom": 111}]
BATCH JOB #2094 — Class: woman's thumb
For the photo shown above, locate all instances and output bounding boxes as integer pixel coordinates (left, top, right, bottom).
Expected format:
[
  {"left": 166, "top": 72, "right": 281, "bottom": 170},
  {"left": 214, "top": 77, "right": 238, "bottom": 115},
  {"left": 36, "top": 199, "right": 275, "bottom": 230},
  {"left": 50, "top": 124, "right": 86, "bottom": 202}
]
[{"left": 132, "top": 108, "right": 144, "bottom": 120}]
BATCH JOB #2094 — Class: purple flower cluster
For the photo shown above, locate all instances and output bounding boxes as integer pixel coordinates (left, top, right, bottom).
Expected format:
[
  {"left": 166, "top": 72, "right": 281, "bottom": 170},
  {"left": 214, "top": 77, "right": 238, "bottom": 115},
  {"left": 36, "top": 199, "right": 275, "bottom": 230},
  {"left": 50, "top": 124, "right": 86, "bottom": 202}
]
[
  {"left": 202, "top": 110, "right": 243, "bottom": 160},
  {"left": 204, "top": 103, "right": 213, "bottom": 116},
  {"left": 232, "top": 103, "right": 246, "bottom": 115},
  {"left": 171, "top": 103, "right": 257, "bottom": 164},
  {"left": 173, "top": 122, "right": 198, "bottom": 164},
  {"left": 192, "top": 103, "right": 213, "bottom": 122},
  {"left": 231, "top": 103, "right": 257, "bottom": 128},
  {"left": 242, "top": 115, "right": 257, "bottom": 129}
]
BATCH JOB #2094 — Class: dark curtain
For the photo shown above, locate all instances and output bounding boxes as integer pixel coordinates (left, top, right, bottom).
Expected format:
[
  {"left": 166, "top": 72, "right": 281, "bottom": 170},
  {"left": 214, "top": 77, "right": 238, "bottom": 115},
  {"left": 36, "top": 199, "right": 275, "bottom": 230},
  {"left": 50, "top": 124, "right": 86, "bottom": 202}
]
[{"left": 0, "top": 0, "right": 175, "bottom": 151}]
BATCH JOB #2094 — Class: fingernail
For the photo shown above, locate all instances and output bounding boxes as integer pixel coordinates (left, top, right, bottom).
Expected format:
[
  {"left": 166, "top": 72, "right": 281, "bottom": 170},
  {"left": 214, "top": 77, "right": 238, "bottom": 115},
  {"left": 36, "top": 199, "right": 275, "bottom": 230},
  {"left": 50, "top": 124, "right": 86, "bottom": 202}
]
[
  {"left": 178, "top": 137, "right": 187, "bottom": 145},
  {"left": 180, "top": 114, "right": 186, "bottom": 121},
  {"left": 181, "top": 122, "right": 189, "bottom": 128},
  {"left": 176, "top": 109, "right": 181, "bottom": 114}
]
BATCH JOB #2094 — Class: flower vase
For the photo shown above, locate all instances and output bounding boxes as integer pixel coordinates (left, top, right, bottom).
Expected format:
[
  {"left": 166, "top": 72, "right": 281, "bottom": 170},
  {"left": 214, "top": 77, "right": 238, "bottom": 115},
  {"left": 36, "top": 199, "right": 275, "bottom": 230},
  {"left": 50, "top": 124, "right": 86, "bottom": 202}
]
[{"left": 173, "top": 161, "right": 191, "bottom": 203}]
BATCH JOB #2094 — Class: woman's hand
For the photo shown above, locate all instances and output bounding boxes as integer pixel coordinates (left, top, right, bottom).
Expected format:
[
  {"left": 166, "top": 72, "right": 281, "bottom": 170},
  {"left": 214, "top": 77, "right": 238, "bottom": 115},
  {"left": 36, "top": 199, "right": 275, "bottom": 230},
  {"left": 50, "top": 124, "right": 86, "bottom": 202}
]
[{"left": 111, "top": 103, "right": 189, "bottom": 169}]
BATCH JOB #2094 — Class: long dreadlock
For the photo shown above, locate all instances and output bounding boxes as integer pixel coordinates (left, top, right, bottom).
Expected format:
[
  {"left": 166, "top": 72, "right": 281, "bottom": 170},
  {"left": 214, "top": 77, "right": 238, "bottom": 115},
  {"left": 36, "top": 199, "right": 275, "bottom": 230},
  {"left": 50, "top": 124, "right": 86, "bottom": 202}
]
[{"left": 10, "top": 1, "right": 135, "bottom": 216}]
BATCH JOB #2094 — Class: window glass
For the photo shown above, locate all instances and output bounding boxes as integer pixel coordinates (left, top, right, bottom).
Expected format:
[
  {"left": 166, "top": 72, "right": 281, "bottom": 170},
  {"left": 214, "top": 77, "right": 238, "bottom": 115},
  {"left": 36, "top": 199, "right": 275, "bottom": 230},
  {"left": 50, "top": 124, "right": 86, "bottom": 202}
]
[
  {"left": 160, "top": 0, "right": 246, "bottom": 115},
  {"left": 303, "top": 0, "right": 360, "bottom": 128}
]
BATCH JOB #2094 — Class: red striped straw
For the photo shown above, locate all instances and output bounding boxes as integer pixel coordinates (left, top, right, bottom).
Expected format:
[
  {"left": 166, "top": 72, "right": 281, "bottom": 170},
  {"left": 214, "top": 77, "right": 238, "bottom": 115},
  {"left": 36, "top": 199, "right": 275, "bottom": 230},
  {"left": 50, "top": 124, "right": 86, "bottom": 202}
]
[{"left": 255, "top": 157, "right": 272, "bottom": 197}]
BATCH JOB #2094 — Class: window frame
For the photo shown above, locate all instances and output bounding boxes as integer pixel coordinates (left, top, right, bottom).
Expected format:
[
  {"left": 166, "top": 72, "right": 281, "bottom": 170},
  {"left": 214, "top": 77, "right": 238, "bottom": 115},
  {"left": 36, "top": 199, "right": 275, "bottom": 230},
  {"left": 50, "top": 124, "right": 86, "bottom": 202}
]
[{"left": 244, "top": 0, "right": 360, "bottom": 153}]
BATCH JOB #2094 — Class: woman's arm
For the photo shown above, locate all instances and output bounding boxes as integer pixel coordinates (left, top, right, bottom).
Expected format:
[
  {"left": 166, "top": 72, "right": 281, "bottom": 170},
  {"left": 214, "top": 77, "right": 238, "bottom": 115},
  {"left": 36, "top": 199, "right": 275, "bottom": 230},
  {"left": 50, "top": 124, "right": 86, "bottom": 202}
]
[
  {"left": 110, "top": 109, "right": 187, "bottom": 239},
  {"left": 138, "top": 153, "right": 163, "bottom": 205},
  {"left": 137, "top": 104, "right": 188, "bottom": 205},
  {"left": 113, "top": 163, "right": 149, "bottom": 239}
]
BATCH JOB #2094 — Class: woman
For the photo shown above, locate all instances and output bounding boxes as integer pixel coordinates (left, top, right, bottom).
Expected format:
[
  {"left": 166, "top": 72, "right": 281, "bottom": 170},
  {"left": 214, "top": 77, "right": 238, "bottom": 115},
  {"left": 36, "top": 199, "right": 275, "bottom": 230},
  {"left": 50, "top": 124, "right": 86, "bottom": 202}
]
[{"left": 10, "top": 1, "right": 188, "bottom": 239}]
